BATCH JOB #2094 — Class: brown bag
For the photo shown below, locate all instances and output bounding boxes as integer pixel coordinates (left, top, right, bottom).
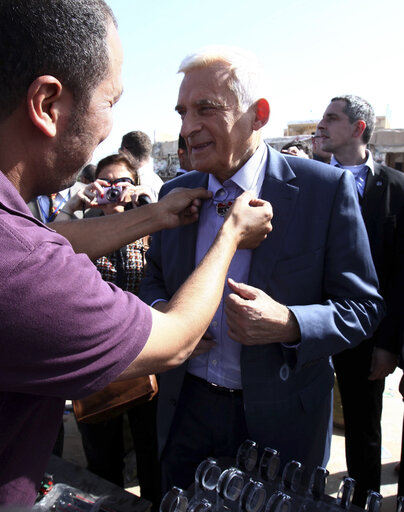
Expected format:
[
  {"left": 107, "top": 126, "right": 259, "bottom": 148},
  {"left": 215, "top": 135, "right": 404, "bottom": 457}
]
[{"left": 73, "top": 374, "right": 158, "bottom": 423}]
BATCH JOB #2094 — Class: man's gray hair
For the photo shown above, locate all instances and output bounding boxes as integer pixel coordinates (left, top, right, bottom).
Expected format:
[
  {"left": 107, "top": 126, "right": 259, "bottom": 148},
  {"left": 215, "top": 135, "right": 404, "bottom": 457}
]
[
  {"left": 178, "top": 45, "right": 269, "bottom": 112},
  {"left": 331, "top": 95, "right": 375, "bottom": 144}
]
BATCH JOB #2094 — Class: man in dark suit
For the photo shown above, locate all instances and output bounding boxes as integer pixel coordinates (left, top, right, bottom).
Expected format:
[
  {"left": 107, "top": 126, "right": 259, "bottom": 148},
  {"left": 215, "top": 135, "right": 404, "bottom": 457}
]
[
  {"left": 317, "top": 95, "right": 404, "bottom": 507},
  {"left": 28, "top": 181, "right": 86, "bottom": 223},
  {"left": 138, "top": 47, "right": 385, "bottom": 494}
]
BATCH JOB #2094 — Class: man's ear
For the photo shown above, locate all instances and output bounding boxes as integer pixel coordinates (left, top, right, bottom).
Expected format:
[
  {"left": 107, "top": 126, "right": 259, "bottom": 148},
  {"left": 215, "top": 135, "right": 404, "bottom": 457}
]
[
  {"left": 252, "top": 98, "right": 270, "bottom": 131},
  {"left": 26, "top": 76, "right": 64, "bottom": 137},
  {"left": 353, "top": 119, "right": 366, "bottom": 140}
]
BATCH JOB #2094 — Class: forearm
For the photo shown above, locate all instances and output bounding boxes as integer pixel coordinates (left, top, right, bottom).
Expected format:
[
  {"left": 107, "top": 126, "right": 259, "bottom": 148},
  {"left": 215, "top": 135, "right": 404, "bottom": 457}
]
[
  {"left": 121, "top": 225, "right": 238, "bottom": 377},
  {"left": 119, "top": 191, "right": 272, "bottom": 377},
  {"left": 290, "top": 296, "right": 385, "bottom": 371},
  {"left": 52, "top": 204, "right": 163, "bottom": 260}
]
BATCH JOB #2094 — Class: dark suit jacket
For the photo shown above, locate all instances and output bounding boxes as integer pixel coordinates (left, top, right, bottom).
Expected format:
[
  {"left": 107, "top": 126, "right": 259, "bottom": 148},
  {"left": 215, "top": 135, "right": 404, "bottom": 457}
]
[
  {"left": 139, "top": 144, "right": 384, "bottom": 471},
  {"left": 360, "top": 163, "right": 404, "bottom": 355}
]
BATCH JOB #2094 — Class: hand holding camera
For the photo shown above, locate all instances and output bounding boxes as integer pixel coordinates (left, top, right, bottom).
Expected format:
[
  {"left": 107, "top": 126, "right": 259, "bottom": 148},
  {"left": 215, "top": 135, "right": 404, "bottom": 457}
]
[
  {"left": 96, "top": 184, "right": 124, "bottom": 205},
  {"left": 87, "top": 179, "right": 152, "bottom": 208}
]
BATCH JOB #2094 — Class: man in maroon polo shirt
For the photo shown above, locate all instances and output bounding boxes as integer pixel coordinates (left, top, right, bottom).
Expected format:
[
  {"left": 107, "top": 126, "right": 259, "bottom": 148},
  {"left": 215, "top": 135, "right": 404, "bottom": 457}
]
[{"left": 0, "top": 0, "right": 272, "bottom": 505}]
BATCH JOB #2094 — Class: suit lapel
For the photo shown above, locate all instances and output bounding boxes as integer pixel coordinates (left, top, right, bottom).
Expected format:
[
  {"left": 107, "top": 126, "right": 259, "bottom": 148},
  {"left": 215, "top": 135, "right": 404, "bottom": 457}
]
[
  {"left": 177, "top": 172, "right": 209, "bottom": 284},
  {"left": 178, "top": 152, "right": 299, "bottom": 290},
  {"left": 249, "top": 147, "right": 299, "bottom": 288}
]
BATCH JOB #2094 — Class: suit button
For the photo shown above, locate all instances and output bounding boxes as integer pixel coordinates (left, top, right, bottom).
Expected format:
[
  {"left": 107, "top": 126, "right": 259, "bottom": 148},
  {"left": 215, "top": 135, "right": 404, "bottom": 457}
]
[
  {"left": 280, "top": 363, "right": 290, "bottom": 381},
  {"left": 170, "top": 399, "right": 177, "bottom": 407}
]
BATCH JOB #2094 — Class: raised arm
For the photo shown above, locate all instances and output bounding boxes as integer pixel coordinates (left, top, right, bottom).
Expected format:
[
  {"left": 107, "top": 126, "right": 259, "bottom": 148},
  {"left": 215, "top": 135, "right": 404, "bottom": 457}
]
[
  {"left": 119, "top": 193, "right": 273, "bottom": 378},
  {"left": 52, "top": 187, "right": 213, "bottom": 260}
]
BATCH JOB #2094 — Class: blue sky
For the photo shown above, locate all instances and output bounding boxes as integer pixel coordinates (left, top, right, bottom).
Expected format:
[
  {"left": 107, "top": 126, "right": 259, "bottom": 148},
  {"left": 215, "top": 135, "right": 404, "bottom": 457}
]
[{"left": 92, "top": 0, "right": 404, "bottom": 163}]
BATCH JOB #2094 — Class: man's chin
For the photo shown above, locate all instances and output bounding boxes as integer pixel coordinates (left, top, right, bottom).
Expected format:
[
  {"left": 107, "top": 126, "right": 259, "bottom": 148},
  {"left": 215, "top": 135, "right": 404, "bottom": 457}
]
[
  {"left": 59, "top": 173, "right": 80, "bottom": 191},
  {"left": 319, "top": 140, "right": 333, "bottom": 153},
  {"left": 189, "top": 158, "right": 211, "bottom": 174}
]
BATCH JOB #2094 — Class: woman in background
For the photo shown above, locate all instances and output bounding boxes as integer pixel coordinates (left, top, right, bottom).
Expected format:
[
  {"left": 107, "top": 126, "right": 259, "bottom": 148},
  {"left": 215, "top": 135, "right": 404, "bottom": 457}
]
[{"left": 56, "top": 152, "right": 160, "bottom": 509}]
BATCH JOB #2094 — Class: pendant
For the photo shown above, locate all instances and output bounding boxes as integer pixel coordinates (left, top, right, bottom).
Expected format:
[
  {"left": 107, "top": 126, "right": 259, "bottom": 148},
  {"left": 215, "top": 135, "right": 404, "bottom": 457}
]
[{"left": 216, "top": 201, "right": 233, "bottom": 216}]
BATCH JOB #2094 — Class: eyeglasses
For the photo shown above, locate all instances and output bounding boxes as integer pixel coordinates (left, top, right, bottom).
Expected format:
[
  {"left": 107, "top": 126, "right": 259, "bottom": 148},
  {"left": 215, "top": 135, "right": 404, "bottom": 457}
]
[{"left": 103, "top": 177, "right": 136, "bottom": 186}]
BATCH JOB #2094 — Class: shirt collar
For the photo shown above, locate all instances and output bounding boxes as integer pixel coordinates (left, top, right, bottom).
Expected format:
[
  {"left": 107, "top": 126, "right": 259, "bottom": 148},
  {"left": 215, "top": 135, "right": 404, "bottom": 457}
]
[
  {"left": 330, "top": 149, "right": 375, "bottom": 176},
  {"left": 58, "top": 188, "right": 71, "bottom": 200},
  {"left": 0, "top": 171, "right": 33, "bottom": 215},
  {"left": 208, "top": 142, "right": 267, "bottom": 197},
  {"left": 0, "top": 171, "right": 57, "bottom": 230},
  {"left": 137, "top": 158, "right": 154, "bottom": 176}
]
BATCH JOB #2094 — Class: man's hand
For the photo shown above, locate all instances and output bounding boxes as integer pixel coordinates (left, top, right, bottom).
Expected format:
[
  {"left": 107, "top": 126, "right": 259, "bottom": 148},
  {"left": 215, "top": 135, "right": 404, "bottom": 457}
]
[
  {"left": 127, "top": 186, "right": 152, "bottom": 207},
  {"left": 224, "top": 278, "right": 300, "bottom": 345},
  {"left": 223, "top": 192, "right": 273, "bottom": 249},
  {"left": 189, "top": 331, "right": 216, "bottom": 359},
  {"left": 368, "top": 347, "right": 399, "bottom": 381},
  {"left": 157, "top": 187, "right": 213, "bottom": 229},
  {"left": 281, "top": 147, "right": 310, "bottom": 159}
]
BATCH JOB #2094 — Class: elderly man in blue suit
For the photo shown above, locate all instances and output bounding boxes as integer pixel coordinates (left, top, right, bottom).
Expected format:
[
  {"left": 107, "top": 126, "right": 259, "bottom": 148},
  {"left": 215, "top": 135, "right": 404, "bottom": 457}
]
[{"left": 138, "top": 46, "right": 385, "bottom": 493}]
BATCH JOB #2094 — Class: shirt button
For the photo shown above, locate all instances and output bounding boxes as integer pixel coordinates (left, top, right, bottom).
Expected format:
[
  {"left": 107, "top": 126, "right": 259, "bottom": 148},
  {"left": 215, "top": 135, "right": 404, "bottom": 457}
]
[
  {"left": 211, "top": 321, "right": 218, "bottom": 328},
  {"left": 212, "top": 360, "right": 217, "bottom": 366}
]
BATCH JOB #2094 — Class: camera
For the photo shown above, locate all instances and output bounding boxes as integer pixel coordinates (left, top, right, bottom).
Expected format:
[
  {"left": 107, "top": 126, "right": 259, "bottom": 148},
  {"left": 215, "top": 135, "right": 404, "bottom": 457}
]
[
  {"left": 137, "top": 194, "right": 152, "bottom": 206},
  {"left": 96, "top": 185, "right": 123, "bottom": 205}
]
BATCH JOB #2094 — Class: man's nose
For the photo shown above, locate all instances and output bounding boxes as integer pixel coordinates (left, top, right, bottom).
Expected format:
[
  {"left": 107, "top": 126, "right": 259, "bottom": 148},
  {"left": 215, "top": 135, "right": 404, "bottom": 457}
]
[{"left": 181, "top": 112, "right": 202, "bottom": 139}]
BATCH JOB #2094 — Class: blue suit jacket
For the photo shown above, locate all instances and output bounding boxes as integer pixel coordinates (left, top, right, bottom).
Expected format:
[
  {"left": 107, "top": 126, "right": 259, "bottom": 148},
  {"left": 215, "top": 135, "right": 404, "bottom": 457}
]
[{"left": 139, "top": 144, "right": 384, "bottom": 472}]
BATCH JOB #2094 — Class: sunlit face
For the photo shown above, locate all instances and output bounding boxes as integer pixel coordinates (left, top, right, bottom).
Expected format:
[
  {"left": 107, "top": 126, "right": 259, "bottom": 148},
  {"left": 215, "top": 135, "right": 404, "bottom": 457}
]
[
  {"left": 55, "top": 21, "right": 124, "bottom": 189},
  {"left": 97, "top": 162, "right": 134, "bottom": 215},
  {"left": 317, "top": 100, "right": 356, "bottom": 154},
  {"left": 175, "top": 63, "right": 259, "bottom": 182}
]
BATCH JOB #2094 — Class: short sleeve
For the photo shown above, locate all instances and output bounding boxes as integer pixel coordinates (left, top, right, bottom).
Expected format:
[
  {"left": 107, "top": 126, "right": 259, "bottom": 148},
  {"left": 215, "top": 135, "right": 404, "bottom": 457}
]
[{"left": 0, "top": 234, "right": 152, "bottom": 398}]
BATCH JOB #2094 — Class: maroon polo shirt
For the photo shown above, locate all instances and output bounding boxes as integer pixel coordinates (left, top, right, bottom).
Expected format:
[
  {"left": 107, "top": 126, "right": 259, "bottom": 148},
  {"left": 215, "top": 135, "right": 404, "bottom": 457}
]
[{"left": 0, "top": 171, "right": 152, "bottom": 505}]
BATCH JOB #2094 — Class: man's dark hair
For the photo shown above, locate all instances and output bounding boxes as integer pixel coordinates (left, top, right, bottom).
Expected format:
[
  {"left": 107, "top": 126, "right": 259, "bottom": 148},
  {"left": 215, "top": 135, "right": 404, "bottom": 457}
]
[
  {"left": 281, "top": 139, "right": 313, "bottom": 159},
  {"left": 78, "top": 164, "right": 97, "bottom": 183},
  {"left": 95, "top": 152, "right": 140, "bottom": 185},
  {"left": 331, "top": 95, "right": 375, "bottom": 144},
  {"left": 121, "top": 131, "right": 153, "bottom": 162},
  {"left": 0, "top": 0, "right": 116, "bottom": 122}
]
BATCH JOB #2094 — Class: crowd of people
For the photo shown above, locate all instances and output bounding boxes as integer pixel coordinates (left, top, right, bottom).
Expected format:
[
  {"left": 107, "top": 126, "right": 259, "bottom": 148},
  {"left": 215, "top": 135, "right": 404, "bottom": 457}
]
[{"left": 0, "top": 1, "right": 403, "bottom": 511}]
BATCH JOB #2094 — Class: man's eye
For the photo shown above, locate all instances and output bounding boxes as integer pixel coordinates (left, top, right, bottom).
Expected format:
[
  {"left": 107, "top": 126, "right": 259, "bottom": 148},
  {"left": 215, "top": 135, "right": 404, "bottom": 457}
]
[{"left": 200, "top": 106, "right": 214, "bottom": 113}]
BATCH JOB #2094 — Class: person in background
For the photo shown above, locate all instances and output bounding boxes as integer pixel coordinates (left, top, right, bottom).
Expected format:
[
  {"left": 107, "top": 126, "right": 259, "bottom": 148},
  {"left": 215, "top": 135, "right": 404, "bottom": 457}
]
[
  {"left": 120, "top": 130, "right": 164, "bottom": 202},
  {"left": 280, "top": 139, "right": 312, "bottom": 159},
  {"left": 317, "top": 94, "right": 404, "bottom": 507},
  {"left": 57, "top": 152, "right": 160, "bottom": 508},
  {"left": 312, "top": 129, "right": 331, "bottom": 164},
  {"left": 54, "top": 152, "right": 152, "bottom": 222},
  {"left": 176, "top": 134, "right": 193, "bottom": 176},
  {"left": 78, "top": 163, "right": 96, "bottom": 184},
  {"left": 28, "top": 181, "right": 86, "bottom": 224}
]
